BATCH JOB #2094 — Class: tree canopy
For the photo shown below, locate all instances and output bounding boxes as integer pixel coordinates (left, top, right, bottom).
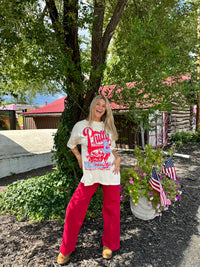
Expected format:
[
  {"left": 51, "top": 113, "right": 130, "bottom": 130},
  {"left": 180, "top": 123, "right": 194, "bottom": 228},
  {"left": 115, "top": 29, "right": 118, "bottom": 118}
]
[{"left": 0, "top": 0, "right": 198, "bottom": 120}]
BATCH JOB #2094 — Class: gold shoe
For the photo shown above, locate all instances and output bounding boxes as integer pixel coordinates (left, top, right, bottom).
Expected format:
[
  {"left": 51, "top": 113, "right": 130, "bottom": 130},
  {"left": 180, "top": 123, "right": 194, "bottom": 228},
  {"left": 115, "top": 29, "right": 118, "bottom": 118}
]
[
  {"left": 57, "top": 252, "right": 71, "bottom": 265},
  {"left": 102, "top": 246, "right": 112, "bottom": 259}
]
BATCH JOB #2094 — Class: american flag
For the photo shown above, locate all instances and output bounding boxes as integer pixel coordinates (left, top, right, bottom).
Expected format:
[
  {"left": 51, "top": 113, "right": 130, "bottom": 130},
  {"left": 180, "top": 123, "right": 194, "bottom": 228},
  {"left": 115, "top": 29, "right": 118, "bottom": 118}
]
[
  {"left": 161, "top": 156, "right": 177, "bottom": 180},
  {"left": 150, "top": 167, "right": 171, "bottom": 206}
]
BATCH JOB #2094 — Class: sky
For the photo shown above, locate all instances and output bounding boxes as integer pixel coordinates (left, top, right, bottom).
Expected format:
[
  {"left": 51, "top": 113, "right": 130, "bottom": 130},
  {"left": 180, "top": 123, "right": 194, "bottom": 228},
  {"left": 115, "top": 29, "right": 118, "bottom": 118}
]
[
  {"left": 33, "top": 92, "right": 66, "bottom": 106},
  {"left": 2, "top": 92, "right": 66, "bottom": 107}
]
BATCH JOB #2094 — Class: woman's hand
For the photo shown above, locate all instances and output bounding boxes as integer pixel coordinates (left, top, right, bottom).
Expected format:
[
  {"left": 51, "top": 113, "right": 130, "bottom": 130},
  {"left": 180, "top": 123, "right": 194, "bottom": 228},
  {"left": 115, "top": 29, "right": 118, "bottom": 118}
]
[
  {"left": 71, "top": 147, "right": 83, "bottom": 169},
  {"left": 112, "top": 151, "right": 121, "bottom": 174},
  {"left": 76, "top": 154, "right": 83, "bottom": 169}
]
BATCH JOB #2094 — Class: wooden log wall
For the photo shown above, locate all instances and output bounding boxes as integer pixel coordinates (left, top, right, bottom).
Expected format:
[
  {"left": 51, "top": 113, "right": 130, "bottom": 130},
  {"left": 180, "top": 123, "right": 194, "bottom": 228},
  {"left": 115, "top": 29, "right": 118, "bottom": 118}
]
[{"left": 167, "top": 101, "right": 193, "bottom": 136}]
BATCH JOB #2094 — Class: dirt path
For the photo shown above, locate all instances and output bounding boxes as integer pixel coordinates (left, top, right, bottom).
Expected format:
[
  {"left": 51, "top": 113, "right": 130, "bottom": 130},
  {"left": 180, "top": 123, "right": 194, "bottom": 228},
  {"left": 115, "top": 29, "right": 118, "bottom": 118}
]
[{"left": 0, "top": 144, "right": 200, "bottom": 267}]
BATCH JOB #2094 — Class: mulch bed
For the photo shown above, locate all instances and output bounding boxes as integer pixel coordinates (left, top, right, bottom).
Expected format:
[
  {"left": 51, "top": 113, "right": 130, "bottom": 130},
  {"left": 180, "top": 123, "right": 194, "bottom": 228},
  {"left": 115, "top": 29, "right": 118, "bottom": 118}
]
[{"left": 0, "top": 144, "right": 200, "bottom": 266}]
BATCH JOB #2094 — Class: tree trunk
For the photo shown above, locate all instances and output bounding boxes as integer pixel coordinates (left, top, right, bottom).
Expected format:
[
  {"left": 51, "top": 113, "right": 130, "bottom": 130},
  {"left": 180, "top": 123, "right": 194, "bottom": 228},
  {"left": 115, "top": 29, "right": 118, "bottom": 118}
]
[{"left": 47, "top": 0, "right": 128, "bottom": 124}]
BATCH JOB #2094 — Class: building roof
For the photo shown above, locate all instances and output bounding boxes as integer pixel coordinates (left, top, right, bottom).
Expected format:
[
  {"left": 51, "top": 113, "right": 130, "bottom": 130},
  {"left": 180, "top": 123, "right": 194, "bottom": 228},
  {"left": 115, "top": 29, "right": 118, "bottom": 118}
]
[
  {"left": 24, "top": 96, "right": 66, "bottom": 115},
  {"left": 24, "top": 74, "right": 191, "bottom": 115},
  {"left": 99, "top": 74, "right": 191, "bottom": 109},
  {"left": 0, "top": 104, "right": 35, "bottom": 111}
]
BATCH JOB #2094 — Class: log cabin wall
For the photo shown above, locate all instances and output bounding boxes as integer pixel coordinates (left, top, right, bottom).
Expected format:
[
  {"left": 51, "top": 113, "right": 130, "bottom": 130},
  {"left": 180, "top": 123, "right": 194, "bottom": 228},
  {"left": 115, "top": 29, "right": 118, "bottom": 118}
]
[{"left": 167, "top": 101, "right": 193, "bottom": 137}]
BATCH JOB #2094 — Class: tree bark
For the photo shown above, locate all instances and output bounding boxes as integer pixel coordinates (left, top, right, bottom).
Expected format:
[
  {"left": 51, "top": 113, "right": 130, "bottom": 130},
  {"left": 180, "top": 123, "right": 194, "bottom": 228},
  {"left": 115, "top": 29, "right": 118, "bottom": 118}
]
[
  {"left": 45, "top": 0, "right": 63, "bottom": 42},
  {"left": 46, "top": 0, "right": 128, "bottom": 123},
  {"left": 85, "top": 0, "right": 128, "bottom": 111}
]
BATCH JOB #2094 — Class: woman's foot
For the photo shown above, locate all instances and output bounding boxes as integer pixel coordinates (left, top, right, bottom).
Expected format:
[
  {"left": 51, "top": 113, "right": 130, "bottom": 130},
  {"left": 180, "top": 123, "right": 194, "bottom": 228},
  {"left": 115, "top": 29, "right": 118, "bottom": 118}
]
[
  {"left": 57, "top": 252, "right": 71, "bottom": 265},
  {"left": 102, "top": 246, "right": 112, "bottom": 259}
]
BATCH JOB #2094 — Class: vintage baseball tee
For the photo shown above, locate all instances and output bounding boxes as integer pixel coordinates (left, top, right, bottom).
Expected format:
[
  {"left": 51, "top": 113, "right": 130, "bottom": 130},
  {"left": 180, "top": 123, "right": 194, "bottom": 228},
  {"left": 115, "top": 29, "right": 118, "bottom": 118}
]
[{"left": 67, "top": 119, "right": 120, "bottom": 186}]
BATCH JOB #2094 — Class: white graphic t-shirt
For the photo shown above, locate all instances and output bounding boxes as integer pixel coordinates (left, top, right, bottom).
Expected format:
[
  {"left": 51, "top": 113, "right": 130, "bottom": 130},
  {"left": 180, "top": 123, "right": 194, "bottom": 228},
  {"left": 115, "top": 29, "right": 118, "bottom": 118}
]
[{"left": 67, "top": 120, "right": 120, "bottom": 186}]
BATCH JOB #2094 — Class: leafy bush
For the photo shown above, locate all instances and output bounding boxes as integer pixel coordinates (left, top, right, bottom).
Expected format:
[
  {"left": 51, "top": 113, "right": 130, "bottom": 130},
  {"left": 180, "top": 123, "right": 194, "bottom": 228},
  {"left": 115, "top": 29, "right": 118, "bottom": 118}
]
[
  {"left": 171, "top": 129, "right": 200, "bottom": 146},
  {"left": 0, "top": 170, "right": 103, "bottom": 222},
  {"left": 0, "top": 171, "right": 69, "bottom": 221}
]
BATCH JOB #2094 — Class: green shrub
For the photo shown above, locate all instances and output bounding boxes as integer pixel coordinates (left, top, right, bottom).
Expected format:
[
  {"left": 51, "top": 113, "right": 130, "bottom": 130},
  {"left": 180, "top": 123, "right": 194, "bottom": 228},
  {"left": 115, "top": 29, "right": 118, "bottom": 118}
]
[
  {"left": 0, "top": 171, "right": 67, "bottom": 221},
  {"left": 0, "top": 169, "right": 103, "bottom": 222},
  {"left": 171, "top": 130, "right": 200, "bottom": 146}
]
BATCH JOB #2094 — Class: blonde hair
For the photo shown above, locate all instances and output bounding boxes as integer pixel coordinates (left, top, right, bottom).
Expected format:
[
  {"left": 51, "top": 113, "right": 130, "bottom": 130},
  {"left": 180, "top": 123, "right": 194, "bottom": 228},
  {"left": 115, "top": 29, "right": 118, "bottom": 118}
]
[{"left": 88, "top": 95, "right": 118, "bottom": 141}]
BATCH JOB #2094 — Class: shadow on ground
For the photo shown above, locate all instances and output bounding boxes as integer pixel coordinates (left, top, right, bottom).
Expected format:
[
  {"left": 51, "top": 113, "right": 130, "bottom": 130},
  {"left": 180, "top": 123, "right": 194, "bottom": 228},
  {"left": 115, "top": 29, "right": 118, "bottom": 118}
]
[{"left": 0, "top": 144, "right": 199, "bottom": 266}]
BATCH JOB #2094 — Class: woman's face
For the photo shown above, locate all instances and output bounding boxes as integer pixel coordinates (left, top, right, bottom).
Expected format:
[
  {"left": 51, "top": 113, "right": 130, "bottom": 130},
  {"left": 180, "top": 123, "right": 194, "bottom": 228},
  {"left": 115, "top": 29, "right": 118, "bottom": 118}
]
[{"left": 93, "top": 99, "right": 106, "bottom": 122}]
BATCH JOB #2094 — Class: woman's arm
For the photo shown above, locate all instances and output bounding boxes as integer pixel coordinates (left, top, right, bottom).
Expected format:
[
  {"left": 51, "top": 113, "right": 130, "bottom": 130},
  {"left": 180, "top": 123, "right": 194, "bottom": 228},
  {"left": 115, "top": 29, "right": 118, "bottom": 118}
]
[
  {"left": 112, "top": 150, "right": 121, "bottom": 174},
  {"left": 71, "top": 147, "right": 82, "bottom": 169}
]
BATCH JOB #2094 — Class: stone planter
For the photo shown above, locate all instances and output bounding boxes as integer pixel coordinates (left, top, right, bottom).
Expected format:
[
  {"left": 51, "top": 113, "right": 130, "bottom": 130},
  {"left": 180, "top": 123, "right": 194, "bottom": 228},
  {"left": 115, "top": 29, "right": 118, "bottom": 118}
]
[{"left": 130, "top": 196, "right": 155, "bottom": 220}]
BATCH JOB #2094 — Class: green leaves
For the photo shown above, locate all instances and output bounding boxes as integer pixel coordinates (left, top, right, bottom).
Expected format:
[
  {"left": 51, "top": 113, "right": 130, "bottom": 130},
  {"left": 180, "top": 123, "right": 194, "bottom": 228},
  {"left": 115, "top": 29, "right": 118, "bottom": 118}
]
[
  {"left": 134, "top": 144, "right": 165, "bottom": 175},
  {"left": 0, "top": 171, "right": 69, "bottom": 221},
  {"left": 171, "top": 129, "right": 200, "bottom": 146},
  {"left": 120, "top": 144, "right": 183, "bottom": 216},
  {"left": 104, "top": 0, "right": 197, "bottom": 88}
]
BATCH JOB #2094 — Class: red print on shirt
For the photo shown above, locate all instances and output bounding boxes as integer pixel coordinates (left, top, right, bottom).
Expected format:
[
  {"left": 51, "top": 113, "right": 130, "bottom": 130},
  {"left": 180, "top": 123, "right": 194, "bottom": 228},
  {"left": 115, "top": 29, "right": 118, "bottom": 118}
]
[{"left": 83, "top": 127, "right": 111, "bottom": 170}]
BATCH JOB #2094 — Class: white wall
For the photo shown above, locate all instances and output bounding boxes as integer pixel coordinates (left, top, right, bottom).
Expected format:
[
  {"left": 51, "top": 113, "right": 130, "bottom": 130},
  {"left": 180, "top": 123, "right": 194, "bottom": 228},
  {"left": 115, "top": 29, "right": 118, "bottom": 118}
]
[{"left": 0, "top": 129, "right": 57, "bottom": 178}]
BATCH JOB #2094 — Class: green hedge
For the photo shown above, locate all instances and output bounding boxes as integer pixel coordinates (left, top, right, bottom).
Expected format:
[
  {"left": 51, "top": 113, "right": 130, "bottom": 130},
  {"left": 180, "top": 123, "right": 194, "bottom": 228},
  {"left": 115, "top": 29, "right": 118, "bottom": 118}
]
[
  {"left": 0, "top": 170, "right": 103, "bottom": 222},
  {"left": 171, "top": 129, "right": 200, "bottom": 146}
]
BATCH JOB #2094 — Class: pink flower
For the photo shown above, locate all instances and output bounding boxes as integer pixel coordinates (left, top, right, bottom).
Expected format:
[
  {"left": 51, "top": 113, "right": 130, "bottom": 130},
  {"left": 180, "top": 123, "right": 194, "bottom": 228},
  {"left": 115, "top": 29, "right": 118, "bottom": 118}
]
[
  {"left": 134, "top": 167, "right": 138, "bottom": 170},
  {"left": 149, "top": 191, "right": 153, "bottom": 195},
  {"left": 164, "top": 191, "right": 167, "bottom": 195},
  {"left": 140, "top": 178, "right": 143, "bottom": 181},
  {"left": 149, "top": 202, "right": 152, "bottom": 207},
  {"left": 170, "top": 187, "right": 173, "bottom": 190},
  {"left": 129, "top": 177, "right": 134, "bottom": 184}
]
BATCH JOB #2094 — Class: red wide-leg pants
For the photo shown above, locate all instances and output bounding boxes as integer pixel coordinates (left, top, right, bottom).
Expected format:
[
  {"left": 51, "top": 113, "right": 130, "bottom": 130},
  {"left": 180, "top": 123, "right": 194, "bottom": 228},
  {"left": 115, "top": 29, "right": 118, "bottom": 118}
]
[{"left": 60, "top": 182, "right": 120, "bottom": 255}]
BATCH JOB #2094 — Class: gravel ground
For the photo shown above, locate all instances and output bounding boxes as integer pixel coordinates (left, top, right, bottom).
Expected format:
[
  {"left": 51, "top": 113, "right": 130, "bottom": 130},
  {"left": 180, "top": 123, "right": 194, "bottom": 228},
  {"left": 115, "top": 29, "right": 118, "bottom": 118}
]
[{"left": 0, "top": 144, "right": 200, "bottom": 267}]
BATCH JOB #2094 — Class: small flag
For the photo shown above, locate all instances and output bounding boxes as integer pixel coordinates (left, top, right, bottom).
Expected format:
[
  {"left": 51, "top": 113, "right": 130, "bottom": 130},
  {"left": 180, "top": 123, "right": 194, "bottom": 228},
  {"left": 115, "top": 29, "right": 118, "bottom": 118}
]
[
  {"left": 150, "top": 167, "right": 171, "bottom": 206},
  {"left": 161, "top": 156, "right": 177, "bottom": 180}
]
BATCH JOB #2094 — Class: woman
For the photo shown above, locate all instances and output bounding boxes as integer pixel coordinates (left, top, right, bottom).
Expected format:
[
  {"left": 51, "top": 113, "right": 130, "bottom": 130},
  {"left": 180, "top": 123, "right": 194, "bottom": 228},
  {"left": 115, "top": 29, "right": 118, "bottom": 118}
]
[{"left": 57, "top": 95, "right": 121, "bottom": 265}]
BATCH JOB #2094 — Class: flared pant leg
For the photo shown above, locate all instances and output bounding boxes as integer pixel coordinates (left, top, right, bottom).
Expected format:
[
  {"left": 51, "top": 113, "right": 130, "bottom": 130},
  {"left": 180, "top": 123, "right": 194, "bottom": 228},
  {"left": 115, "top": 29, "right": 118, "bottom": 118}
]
[
  {"left": 102, "top": 185, "right": 120, "bottom": 251},
  {"left": 60, "top": 182, "right": 99, "bottom": 255}
]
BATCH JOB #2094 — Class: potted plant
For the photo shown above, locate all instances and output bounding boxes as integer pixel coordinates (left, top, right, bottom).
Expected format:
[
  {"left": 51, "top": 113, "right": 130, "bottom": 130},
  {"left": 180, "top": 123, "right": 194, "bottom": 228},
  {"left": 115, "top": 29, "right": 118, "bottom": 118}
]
[{"left": 120, "top": 145, "right": 183, "bottom": 220}]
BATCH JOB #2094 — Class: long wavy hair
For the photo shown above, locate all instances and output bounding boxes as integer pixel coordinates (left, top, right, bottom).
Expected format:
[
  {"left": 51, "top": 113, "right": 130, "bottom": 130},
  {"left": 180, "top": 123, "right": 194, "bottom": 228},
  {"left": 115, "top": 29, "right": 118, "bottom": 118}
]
[{"left": 87, "top": 95, "right": 118, "bottom": 141}]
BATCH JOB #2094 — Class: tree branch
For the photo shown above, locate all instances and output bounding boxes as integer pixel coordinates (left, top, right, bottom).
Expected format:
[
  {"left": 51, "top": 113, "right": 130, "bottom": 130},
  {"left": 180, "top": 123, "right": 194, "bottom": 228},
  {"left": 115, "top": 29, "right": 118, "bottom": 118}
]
[
  {"left": 40, "top": 5, "right": 48, "bottom": 21},
  {"left": 45, "top": 0, "right": 61, "bottom": 37},
  {"left": 102, "top": 0, "right": 128, "bottom": 61},
  {"left": 63, "top": 0, "right": 80, "bottom": 66},
  {"left": 91, "top": 0, "right": 105, "bottom": 69}
]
